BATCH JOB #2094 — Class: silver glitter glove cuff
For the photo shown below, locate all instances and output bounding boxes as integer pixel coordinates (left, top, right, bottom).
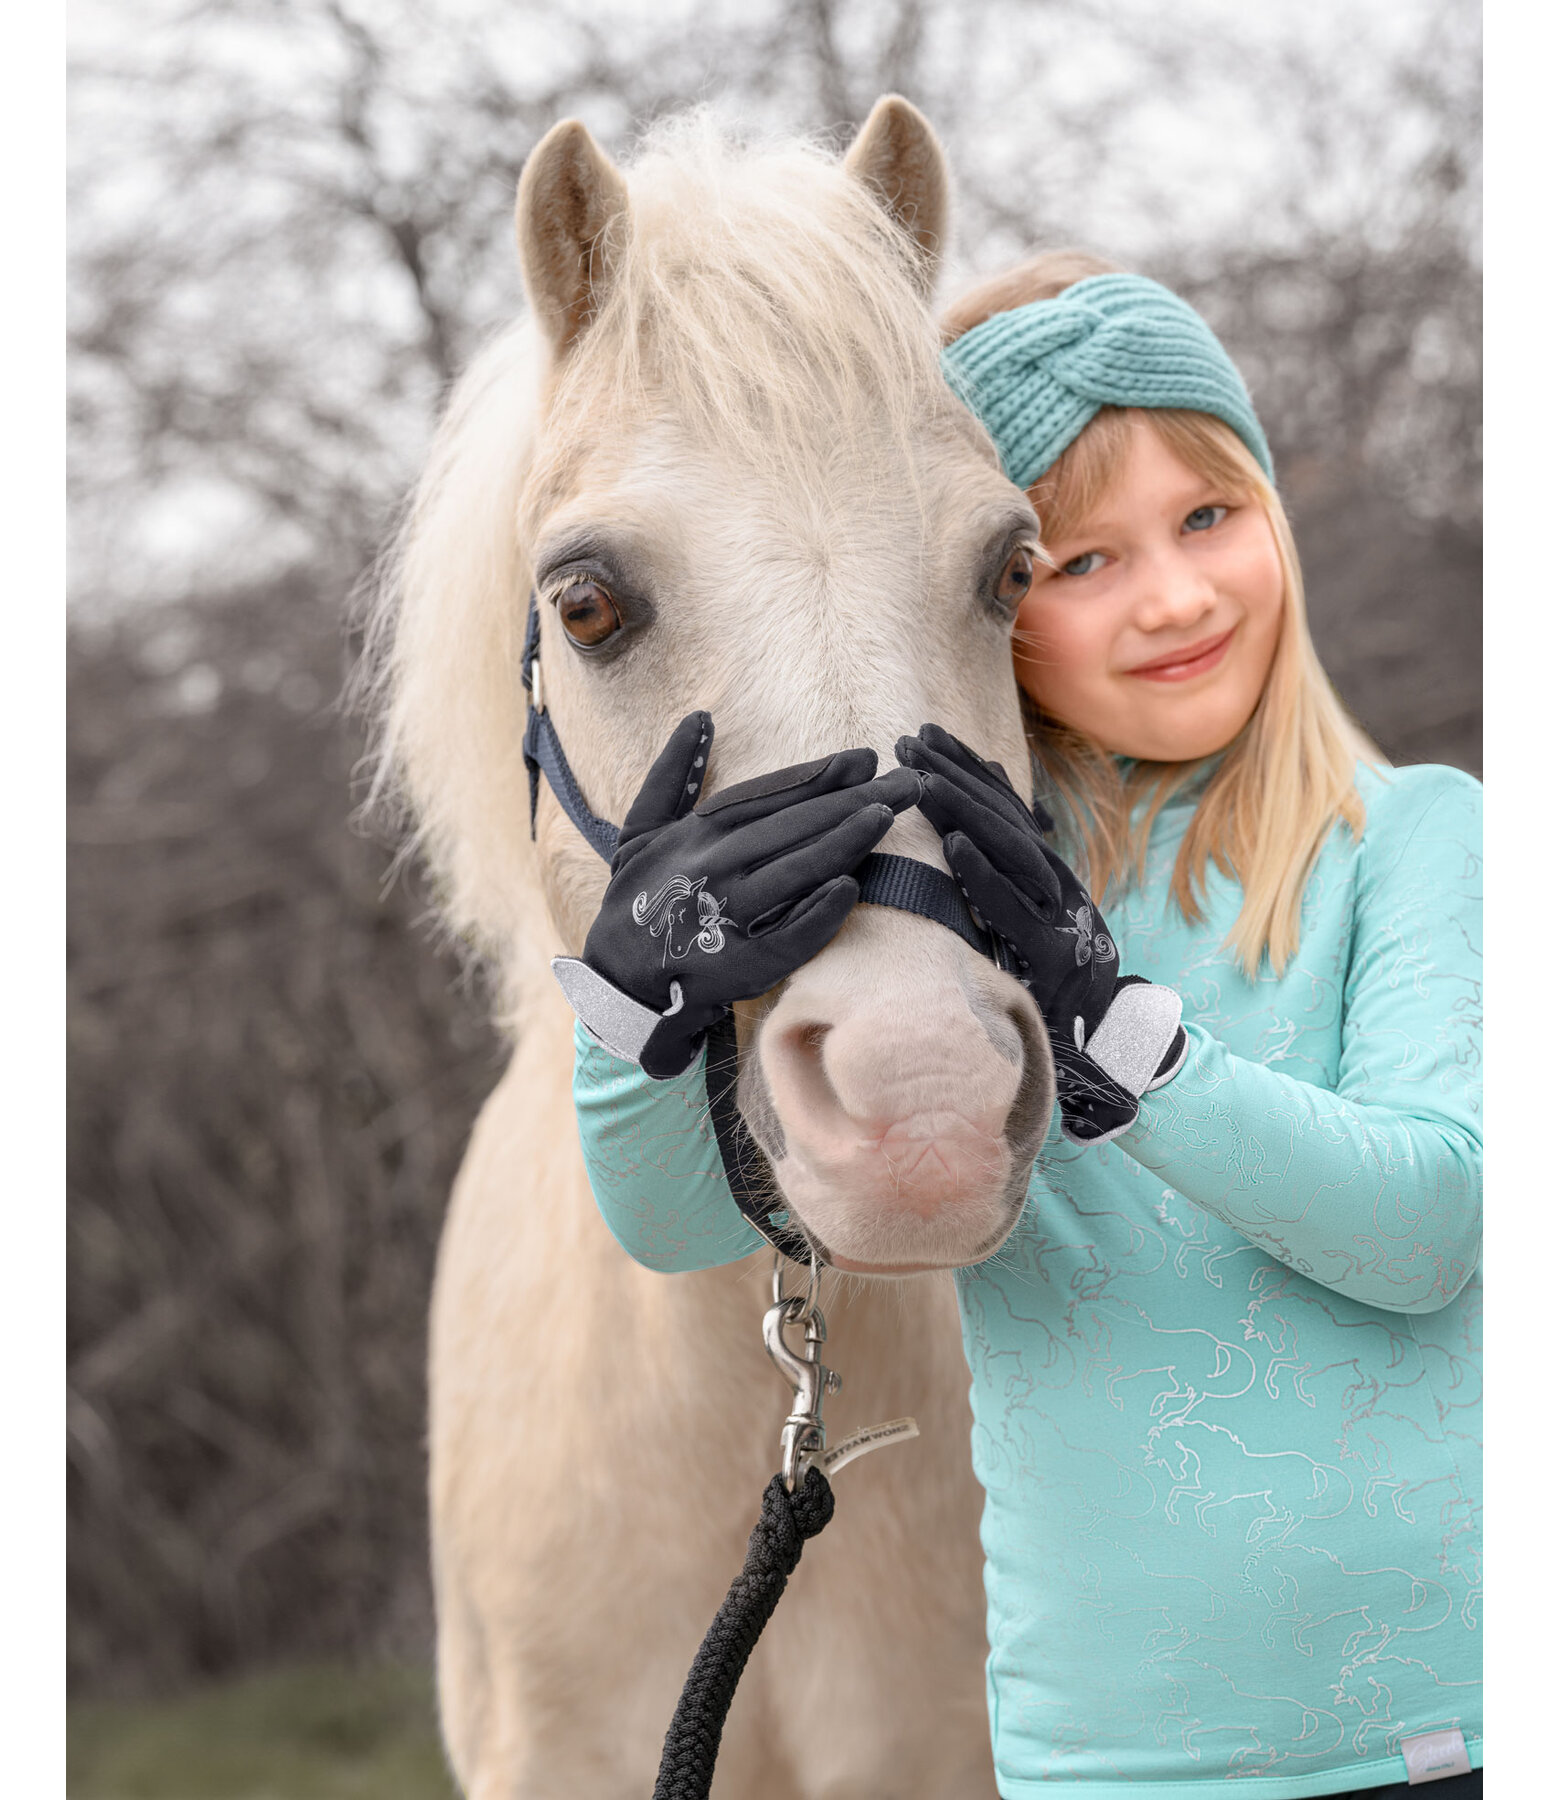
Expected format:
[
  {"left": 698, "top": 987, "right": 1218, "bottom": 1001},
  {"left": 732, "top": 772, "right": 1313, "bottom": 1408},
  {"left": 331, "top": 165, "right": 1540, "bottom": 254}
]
[
  {"left": 1084, "top": 981, "right": 1185, "bottom": 1100},
  {"left": 552, "top": 957, "right": 675, "bottom": 1070}
]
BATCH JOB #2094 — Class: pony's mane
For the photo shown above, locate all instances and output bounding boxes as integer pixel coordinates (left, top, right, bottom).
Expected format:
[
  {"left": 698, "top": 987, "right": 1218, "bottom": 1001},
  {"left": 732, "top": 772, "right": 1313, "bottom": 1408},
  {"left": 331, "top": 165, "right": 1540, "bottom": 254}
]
[{"left": 359, "top": 113, "right": 953, "bottom": 1012}]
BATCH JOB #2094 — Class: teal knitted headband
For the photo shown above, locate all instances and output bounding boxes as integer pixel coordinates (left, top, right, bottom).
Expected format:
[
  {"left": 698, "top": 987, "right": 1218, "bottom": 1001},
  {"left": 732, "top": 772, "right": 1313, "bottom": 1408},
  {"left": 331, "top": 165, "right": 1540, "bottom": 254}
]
[{"left": 939, "top": 272, "right": 1274, "bottom": 490}]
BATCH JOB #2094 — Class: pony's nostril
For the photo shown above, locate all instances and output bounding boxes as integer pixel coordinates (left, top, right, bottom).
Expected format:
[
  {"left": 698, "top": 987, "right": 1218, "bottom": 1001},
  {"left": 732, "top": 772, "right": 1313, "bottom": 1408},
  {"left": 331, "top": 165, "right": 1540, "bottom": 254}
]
[{"left": 767, "top": 1018, "right": 843, "bottom": 1130}]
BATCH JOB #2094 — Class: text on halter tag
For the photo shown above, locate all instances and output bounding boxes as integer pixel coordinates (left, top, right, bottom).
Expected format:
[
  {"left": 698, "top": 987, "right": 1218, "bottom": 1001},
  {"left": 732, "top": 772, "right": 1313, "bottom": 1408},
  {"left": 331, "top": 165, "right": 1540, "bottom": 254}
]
[{"left": 815, "top": 1417, "right": 919, "bottom": 1479}]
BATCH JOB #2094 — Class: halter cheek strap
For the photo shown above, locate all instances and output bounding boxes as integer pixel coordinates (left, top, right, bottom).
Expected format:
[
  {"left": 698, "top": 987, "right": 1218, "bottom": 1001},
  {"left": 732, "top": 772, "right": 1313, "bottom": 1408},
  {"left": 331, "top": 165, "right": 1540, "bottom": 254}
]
[{"left": 520, "top": 593, "right": 1001, "bottom": 1261}]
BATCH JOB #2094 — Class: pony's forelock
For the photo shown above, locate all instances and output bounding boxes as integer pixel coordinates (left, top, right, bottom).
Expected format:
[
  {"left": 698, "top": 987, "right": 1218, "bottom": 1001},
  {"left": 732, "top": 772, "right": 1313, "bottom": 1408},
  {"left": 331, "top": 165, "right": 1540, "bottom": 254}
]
[{"left": 545, "top": 111, "right": 949, "bottom": 485}]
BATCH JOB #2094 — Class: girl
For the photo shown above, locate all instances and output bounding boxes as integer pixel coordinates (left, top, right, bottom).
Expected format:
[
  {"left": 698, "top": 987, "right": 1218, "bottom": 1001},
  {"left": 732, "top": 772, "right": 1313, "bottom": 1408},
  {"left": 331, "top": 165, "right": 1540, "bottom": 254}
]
[{"left": 555, "top": 254, "right": 1482, "bottom": 1797}]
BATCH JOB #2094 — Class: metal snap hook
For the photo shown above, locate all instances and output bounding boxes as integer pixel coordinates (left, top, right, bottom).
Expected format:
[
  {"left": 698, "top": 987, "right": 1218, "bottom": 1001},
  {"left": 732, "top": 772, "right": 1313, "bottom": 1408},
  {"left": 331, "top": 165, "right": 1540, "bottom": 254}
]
[{"left": 764, "top": 1252, "right": 841, "bottom": 1491}]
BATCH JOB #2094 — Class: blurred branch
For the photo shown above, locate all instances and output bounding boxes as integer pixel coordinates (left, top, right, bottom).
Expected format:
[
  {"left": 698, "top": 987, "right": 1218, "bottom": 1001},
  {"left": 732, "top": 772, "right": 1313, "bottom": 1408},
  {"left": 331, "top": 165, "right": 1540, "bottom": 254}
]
[{"left": 68, "top": 586, "right": 504, "bottom": 1691}]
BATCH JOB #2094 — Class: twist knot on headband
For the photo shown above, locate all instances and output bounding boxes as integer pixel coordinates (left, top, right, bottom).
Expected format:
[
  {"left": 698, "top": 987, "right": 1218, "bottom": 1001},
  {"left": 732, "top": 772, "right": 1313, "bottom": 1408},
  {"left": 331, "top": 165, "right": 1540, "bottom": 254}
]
[{"left": 939, "top": 272, "right": 1274, "bottom": 490}]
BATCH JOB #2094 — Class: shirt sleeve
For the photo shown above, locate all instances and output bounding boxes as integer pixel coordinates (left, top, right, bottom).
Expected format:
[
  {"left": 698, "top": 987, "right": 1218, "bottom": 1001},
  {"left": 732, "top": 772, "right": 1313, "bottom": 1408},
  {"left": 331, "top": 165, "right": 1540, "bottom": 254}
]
[
  {"left": 1119, "top": 773, "right": 1482, "bottom": 1315},
  {"left": 572, "top": 1021, "right": 766, "bottom": 1272}
]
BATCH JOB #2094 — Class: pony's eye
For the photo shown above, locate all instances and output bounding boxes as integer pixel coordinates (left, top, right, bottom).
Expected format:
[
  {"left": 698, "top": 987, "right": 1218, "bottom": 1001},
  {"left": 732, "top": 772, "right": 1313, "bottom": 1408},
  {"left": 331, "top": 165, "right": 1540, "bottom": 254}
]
[
  {"left": 556, "top": 580, "right": 621, "bottom": 647},
  {"left": 994, "top": 546, "right": 1037, "bottom": 609}
]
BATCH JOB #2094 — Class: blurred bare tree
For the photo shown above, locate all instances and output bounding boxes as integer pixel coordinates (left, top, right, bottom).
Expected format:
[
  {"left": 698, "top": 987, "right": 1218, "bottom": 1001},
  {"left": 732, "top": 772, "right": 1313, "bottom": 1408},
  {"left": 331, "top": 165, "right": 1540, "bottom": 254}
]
[
  {"left": 67, "top": 0, "right": 1480, "bottom": 1696},
  {"left": 68, "top": 585, "right": 505, "bottom": 1692}
]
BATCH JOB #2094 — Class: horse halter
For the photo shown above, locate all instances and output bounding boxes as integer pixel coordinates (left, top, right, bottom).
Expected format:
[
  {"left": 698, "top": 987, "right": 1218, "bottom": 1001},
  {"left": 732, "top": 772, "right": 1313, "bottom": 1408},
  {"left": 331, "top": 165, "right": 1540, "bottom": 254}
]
[
  {"left": 518, "top": 592, "right": 1005, "bottom": 1261},
  {"left": 520, "top": 597, "right": 995, "bottom": 952}
]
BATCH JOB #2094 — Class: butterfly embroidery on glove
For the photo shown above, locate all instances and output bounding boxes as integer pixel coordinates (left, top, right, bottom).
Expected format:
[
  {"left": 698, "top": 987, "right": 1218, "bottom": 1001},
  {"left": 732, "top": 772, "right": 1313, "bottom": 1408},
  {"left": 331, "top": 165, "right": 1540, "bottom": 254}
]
[{"left": 1058, "top": 900, "right": 1115, "bottom": 969}]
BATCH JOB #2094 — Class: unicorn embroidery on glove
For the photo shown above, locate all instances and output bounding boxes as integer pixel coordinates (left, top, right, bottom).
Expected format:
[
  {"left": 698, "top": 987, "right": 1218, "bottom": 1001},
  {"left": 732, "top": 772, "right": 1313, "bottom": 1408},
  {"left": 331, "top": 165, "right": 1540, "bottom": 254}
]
[{"left": 632, "top": 874, "right": 732, "bottom": 963}]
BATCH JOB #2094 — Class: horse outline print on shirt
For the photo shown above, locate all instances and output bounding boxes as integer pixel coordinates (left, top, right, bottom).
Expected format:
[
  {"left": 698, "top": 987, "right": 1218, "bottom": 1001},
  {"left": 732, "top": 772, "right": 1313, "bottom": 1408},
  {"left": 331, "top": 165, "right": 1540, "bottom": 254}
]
[{"left": 632, "top": 874, "right": 734, "bottom": 964}]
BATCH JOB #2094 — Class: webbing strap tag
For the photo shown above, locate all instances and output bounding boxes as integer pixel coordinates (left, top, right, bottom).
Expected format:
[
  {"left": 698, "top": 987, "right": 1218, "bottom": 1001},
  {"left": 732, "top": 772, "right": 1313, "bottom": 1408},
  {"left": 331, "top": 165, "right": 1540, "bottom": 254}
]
[{"left": 1399, "top": 1729, "right": 1471, "bottom": 1784}]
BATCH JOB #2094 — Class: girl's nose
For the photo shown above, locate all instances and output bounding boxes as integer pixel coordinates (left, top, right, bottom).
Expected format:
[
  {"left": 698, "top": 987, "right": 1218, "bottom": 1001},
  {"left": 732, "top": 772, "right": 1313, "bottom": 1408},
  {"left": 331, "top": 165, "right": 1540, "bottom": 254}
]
[{"left": 1132, "top": 548, "right": 1215, "bottom": 632}]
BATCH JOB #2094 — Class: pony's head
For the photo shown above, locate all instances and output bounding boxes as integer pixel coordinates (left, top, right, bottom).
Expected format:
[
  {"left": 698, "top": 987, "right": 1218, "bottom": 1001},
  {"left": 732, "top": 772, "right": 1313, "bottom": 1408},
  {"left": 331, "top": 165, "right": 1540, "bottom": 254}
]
[{"left": 373, "top": 99, "right": 1056, "bottom": 1271}]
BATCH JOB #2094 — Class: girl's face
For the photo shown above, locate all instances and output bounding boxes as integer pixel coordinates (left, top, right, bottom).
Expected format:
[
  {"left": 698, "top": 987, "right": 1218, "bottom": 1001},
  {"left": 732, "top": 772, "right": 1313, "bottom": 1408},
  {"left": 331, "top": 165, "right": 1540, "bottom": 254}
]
[{"left": 1013, "top": 421, "right": 1284, "bottom": 762}]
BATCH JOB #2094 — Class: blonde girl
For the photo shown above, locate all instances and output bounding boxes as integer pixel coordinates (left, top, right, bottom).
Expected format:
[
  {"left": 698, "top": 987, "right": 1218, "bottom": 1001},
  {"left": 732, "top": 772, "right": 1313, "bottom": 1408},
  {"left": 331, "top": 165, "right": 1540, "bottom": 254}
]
[{"left": 557, "top": 254, "right": 1482, "bottom": 1797}]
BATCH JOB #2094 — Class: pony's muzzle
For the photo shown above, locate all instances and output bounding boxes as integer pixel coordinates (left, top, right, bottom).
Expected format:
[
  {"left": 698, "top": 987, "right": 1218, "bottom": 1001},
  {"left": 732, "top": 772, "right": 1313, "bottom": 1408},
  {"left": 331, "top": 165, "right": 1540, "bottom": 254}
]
[{"left": 754, "top": 932, "right": 1054, "bottom": 1271}]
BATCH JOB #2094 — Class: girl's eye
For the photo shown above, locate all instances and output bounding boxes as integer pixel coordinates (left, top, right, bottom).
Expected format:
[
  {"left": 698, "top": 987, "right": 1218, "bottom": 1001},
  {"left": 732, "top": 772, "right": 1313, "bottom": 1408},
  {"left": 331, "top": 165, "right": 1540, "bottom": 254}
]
[
  {"left": 556, "top": 580, "right": 622, "bottom": 647},
  {"left": 1183, "top": 504, "right": 1228, "bottom": 534},
  {"left": 994, "top": 545, "right": 1037, "bottom": 608},
  {"left": 1059, "top": 550, "right": 1109, "bottom": 579}
]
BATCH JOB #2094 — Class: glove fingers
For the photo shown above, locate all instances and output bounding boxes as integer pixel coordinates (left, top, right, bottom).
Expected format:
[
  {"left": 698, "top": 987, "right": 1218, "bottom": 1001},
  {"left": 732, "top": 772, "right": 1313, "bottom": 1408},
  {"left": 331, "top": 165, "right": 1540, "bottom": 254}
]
[
  {"left": 746, "top": 875, "right": 861, "bottom": 971},
  {"left": 919, "top": 776, "right": 1063, "bottom": 918},
  {"left": 910, "top": 724, "right": 1061, "bottom": 838},
  {"left": 617, "top": 712, "right": 715, "bottom": 850},
  {"left": 902, "top": 723, "right": 1027, "bottom": 800},
  {"left": 898, "top": 736, "right": 1036, "bottom": 839},
  {"left": 912, "top": 722, "right": 999, "bottom": 778},
  {"left": 941, "top": 830, "right": 1057, "bottom": 952},
  {"left": 694, "top": 745, "right": 885, "bottom": 825},
  {"left": 733, "top": 766, "right": 919, "bottom": 866},
  {"left": 739, "top": 805, "right": 896, "bottom": 928}
]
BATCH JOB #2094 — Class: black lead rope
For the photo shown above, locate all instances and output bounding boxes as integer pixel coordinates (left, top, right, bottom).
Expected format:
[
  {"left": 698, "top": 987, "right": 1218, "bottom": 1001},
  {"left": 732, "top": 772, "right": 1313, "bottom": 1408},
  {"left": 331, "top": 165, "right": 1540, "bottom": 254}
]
[
  {"left": 652, "top": 1267, "right": 883, "bottom": 1795},
  {"left": 652, "top": 1468, "right": 836, "bottom": 1800}
]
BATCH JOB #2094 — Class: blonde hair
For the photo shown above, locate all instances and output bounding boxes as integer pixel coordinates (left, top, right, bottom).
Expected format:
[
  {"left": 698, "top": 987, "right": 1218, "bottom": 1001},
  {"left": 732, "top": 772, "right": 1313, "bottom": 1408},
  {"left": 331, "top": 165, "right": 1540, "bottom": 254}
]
[{"left": 942, "top": 252, "right": 1382, "bottom": 977}]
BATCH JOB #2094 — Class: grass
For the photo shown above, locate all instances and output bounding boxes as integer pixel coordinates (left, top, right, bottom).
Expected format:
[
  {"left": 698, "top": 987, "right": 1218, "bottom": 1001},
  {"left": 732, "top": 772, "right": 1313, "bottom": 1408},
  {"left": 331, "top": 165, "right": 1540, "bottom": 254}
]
[{"left": 68, "top": 1663, "right": 460, "bottom": 1800}]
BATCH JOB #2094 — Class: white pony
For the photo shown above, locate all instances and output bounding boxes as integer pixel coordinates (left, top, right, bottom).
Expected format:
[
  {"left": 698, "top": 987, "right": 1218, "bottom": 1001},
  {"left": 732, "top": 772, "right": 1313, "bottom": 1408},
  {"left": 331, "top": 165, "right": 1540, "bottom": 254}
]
[{"left": 372, "top": 98, "right": 1055, "bottom": 1797}]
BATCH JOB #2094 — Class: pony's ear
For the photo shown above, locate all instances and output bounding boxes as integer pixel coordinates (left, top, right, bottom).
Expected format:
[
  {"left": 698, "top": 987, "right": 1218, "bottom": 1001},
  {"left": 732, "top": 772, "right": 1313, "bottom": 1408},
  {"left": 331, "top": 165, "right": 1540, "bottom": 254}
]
[
  {"left": 843, "top": 95, "right": 950, "bottom": 295},
  {"left": 516, "top": 119, "right": 630, "bottom": 354}
]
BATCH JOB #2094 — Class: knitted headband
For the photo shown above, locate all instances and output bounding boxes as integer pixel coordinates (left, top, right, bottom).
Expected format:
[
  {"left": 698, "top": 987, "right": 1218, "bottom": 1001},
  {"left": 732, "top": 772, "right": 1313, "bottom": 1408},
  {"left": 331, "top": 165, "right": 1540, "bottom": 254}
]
[{"left": 939, "top": 272, "right": 1274, "bottom": 490}]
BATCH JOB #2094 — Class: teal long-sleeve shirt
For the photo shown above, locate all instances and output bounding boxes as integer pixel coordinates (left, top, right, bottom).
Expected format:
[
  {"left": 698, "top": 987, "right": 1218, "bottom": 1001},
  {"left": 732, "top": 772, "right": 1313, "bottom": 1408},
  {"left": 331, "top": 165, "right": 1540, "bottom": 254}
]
[{"left": 572, "top": 762, "right": 1482, "bottom": 1797}]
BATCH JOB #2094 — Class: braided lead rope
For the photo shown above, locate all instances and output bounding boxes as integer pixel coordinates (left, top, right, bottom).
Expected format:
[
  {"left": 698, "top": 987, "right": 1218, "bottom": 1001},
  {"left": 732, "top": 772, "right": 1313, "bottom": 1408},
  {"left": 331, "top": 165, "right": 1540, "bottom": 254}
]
[{"left": 652, "top": 1468, "right": 836, "bottom": 1800}]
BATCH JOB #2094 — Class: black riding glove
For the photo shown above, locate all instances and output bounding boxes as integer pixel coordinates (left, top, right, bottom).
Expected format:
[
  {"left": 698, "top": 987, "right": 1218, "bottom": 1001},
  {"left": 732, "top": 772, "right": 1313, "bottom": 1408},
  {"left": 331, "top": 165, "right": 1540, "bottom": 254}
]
[
  {"left": 896, "top": 723, "right": 1187, "bottom": 1145},
  {"left": 553, "top": 712, "right": 920, "bottom": 1079}
]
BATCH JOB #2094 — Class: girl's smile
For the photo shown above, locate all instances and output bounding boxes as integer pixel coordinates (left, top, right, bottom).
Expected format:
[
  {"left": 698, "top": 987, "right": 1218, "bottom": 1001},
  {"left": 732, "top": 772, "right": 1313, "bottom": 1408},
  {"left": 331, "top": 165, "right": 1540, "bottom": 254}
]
[
  {"left": 1124, "top": 623, "right": 1237, "bottom": 682},
  {"left": 1012, "top": 419, "right": 1284, "bottom": 761}
]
